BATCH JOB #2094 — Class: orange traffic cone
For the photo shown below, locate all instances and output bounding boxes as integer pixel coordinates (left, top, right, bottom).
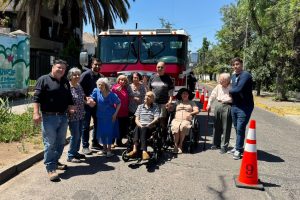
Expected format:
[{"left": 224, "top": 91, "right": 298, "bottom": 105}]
[
  {"left": 200, "top": 87, "right": 205, "bottom": 103},
  {"left": 202, "top": 91, "right": 209, "bottom": 111},
  {"left": 234, "top": 120, "right": 264, "bottom": 190},
  {"left": 195, "top": 90, "right": 199, "bottom": 99},
  {"left": 195, "top": 86, "right": 200, "bottom": 99}
]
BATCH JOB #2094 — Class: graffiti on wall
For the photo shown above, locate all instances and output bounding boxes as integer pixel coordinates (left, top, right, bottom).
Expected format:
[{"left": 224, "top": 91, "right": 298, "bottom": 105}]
[{"left": 0, "top": 34, "right": 30, "bottom": 91}]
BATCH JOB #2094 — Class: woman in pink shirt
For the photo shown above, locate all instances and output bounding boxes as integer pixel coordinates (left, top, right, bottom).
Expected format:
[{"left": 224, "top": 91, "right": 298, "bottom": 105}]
[{"left": 112, "top": 75, "right": 129, "bottom": 146}]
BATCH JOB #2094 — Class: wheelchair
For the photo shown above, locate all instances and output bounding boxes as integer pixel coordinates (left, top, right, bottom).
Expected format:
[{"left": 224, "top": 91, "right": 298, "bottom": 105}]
[
  {"left": 121, "top": 119, "right": 163, "bottom": 163},
  {"left": 166, "top": 110, "right": 200, "bottom": 153}
]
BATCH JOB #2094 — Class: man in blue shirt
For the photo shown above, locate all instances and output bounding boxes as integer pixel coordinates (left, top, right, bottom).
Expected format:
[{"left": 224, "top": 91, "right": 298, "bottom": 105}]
[{"left": 229, "top": 57, "right": 254, "bottom": 160}]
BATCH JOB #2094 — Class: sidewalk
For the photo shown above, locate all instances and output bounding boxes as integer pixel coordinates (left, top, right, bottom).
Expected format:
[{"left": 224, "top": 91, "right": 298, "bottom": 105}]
[{"left": 1, "top": 90, "right": 300, "bottom": 184}]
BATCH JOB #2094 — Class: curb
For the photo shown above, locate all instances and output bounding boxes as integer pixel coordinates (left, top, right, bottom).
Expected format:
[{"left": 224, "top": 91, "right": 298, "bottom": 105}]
[
  {"left": 0, "top": 150, "right": 44, "bottom": 185},
  {"left": 0, "top": 136, "right": 71, "bottom": 185},
  {"left": 254, "top": 99, "right": 285, "bottom": 116}
]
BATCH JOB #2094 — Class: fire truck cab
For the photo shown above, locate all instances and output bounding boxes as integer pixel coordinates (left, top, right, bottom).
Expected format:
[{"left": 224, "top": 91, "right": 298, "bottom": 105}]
[{"left": 80, "top": 28, "right": 190, "bottom": 94}]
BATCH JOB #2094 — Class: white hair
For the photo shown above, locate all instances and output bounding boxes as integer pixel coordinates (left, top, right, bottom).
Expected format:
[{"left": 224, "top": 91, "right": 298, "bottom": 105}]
[
  {"left": 219, "top": 73, "right": 231, "bottom": 82},
  {"left": 67, "top": 67, "right": 81, "bottom": 80},
  {"left": 96, "top": 77, "right": 110, "bottom": 91}
]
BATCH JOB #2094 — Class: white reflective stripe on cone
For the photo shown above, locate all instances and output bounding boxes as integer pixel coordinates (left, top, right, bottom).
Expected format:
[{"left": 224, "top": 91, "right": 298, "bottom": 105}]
[
  {"left": 247, "top": 129, "right": 256, "bottom": 140},
  {"left": 245, "top": 143, "right": 257, "bottom": 152}
]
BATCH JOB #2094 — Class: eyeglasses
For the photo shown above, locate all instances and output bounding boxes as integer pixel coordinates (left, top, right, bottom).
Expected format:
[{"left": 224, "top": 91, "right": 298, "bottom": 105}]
[{"left": 72, "top": 74, "right": 80, "bottom": 77}]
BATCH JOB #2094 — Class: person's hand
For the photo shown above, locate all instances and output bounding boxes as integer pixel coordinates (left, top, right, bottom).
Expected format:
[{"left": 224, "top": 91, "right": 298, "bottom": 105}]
[
  {"left": 165, "top": 102, "right": 172, "bottom": 110},
  {"left": 112, "top": 113, "right": 117, "bottom": 122},
  {"left": 87, "top": 97, "right": 96, "bottom": 107},
  {"left": 134, "top": 97, "right": 140, "bottom": 103},
  {"left": 33, "top": 113, "right": 41, "bottom": 125},
  {"left": 68, "top": 105, "right": 76, "bottom": 114},
  {"left": 137, "top": 122, "right": 143, "bottom": 128}
]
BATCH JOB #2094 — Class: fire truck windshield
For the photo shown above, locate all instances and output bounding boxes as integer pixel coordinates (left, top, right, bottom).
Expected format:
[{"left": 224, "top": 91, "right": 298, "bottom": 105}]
[
  {"left": 100, "top": 36, "right": 138, "bottom": 63},
  {"left": 140, "top": 35, "right": 186, "bottom": 64},
  {"left": 99, "top": 35, "right": 186, "bottom": 64}
]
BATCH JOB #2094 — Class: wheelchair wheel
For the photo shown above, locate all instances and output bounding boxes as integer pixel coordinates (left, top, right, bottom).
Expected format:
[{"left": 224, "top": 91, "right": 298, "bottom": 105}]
[
  {"left": 122, "top": 150, "right": 130, "bottom": 162},
  {"left": 188, "top": 142, "right": 195, "bottom": 153},
  {"left": 151, "top": 151, "right": 159, "bottom": 163},
  {"left": 188, "top": 129, "right": 195, "bottom": 153}
]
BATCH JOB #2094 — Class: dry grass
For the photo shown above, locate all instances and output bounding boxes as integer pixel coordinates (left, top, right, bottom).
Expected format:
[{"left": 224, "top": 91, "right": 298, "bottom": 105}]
[{"left": 254, "top": 96, "right": 300, "bottom": 116}]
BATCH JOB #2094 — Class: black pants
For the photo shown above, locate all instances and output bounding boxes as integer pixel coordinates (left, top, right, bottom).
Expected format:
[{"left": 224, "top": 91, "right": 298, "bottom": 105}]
[
  {"left": 134, "top": 126, "right": 154, "bottom": 151},
  {"left": 116, "top": 116, "right": 129, "bottom": 145},
  {"left": 82, "top": 105, "right": 98, "bottom": 148}
]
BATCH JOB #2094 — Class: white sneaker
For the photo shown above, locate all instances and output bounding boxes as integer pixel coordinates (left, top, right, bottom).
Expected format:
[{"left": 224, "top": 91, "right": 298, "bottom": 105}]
[
  {"left": 227, "top": 148, "right": 236, "bottom": 155},
  {"left": 233, "top": 151, "right": 242, "bottom": 160},
  {"left": 106, "top": 151, "right": 114, "bottom": 158},
  {"left": 97, "top": 150, "right": 107, "bottom": 155}
]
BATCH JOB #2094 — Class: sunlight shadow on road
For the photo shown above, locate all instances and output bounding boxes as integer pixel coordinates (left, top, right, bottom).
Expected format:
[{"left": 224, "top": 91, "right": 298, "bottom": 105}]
[
  {"left": 59, "top": 156, "right": 115, "bottom": 180},
  {"left": 206, "top": 175, "right": 227, "bottom": 200},
  {"left": 257, "top": 150, "right": 285, "bottom": 162}
]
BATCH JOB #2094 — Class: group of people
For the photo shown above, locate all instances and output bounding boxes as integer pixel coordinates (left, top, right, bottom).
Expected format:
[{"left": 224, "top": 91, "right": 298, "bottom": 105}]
[
  {"left": 207, "top": 57, "right": 254, "bottom": 160},
  {"left": 32, "top": 56, "right": 253, "bottom": 182},
  {"left": 33, "top": 59, "right": 197, "bottom": 181}
]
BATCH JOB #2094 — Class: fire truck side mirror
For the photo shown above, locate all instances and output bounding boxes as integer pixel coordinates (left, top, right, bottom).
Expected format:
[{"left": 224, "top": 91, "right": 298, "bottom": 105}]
[{"left": 80, "top": 52, "right": 89, "bottom": 66}]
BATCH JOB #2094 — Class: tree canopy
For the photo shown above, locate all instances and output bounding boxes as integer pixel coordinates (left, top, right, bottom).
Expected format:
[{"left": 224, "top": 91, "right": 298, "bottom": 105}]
[{"left": 196, "top": 0, "right": 300, "bottom": 100}]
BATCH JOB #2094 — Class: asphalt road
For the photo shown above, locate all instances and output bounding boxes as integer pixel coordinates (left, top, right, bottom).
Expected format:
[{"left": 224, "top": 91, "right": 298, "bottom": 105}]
[{"left": 0, "top": 106, "right": 300, "bottom": 200}]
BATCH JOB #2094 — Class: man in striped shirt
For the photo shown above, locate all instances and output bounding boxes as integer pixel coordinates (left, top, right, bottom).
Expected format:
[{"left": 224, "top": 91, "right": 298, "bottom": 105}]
[{"left": 126, "top": 91, "right": 160, "bottom": 160}]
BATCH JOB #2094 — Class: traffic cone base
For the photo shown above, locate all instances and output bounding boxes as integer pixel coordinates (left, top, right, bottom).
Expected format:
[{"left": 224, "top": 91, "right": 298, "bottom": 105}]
[{"left": 234, "top": 175, "right": 264, "bottom": 191}]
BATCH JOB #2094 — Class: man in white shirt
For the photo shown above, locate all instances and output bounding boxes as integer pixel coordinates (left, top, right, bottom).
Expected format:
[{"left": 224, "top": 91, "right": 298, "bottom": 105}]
[{"left": 207, "top": 73, "right": 232, "bottom": 154}]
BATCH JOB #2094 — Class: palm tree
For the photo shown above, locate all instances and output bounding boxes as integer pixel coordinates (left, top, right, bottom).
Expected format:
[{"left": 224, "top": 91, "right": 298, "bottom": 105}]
[{"left": 0, "top": 0, "right": 131, "bottom": 37}]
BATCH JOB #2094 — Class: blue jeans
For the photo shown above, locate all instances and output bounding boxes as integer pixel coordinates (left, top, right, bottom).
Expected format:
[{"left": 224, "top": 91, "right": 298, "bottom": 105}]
[
  {"left": 42, "top": 114, "right": 68, "bottom": 172},
  {"left": 68, "top": 119, "right": 83, "bottom": 159},
  {"left": 231, "top": 106, "right": 253, "bottom": 153},
  {"left": 82, "top": 105, "right": 97, "bottom": 148}
]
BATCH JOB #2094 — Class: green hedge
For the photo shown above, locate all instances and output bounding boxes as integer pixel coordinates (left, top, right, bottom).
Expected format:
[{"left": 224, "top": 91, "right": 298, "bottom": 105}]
[{"left": 0, "top": 98, "right": 40, "bottom": 143}]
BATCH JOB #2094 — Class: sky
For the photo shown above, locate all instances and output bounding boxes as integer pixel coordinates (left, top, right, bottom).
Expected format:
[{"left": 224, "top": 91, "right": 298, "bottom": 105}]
[{"left": 83, "top": 0, "right": 236, "bottom": 53}]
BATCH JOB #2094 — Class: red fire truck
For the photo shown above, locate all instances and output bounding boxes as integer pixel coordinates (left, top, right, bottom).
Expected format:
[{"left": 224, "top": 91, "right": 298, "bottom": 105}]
[{"left": 81, "top": 28, "right": 191, "bottom": 94}]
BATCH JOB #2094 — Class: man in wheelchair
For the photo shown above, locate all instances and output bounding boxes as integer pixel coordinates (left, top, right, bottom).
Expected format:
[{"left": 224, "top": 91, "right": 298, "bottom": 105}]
[
  {"left": 169, "top": 88, "right": 199, "bottom": 154},
  {"left": 126, "top": 91, "right": 160, "bottom": 160}
]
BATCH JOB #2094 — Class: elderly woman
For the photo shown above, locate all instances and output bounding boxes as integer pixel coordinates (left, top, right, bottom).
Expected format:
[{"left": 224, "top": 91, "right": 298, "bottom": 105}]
[
  {"left": 207, "top": 73, "right": 232, "bottom": 154},
  {"left": 67, "top": 67, "right": 90, "bottom": 163},
  {"left": 127, "top": 72, "right": 147, "bottom": 116},
  {"left": 171, "top": 88, "right": 199, "bottom": 154},
  {"left": 126, "top": 91, "right": 160, "bottom": 160},
  {"left": 112, "top": 75, "right": 129, "bottom": 147},
  {"left": 90, "top": 78, "right": 121, "bottom": 158}
]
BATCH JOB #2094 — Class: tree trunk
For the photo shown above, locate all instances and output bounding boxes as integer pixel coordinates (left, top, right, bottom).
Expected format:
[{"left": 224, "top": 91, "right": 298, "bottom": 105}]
[
  {"left": 256, "top": 80, "right": 261, "bottom": 96},
  {"left": 67, "top": 1, "right": 73, "bottom": 29},
  {"left": 276, "top": 65, "right": 287, "bottom": 101},
  {"left": 26, "top": 0, "right": 41, "bottom": 37}
]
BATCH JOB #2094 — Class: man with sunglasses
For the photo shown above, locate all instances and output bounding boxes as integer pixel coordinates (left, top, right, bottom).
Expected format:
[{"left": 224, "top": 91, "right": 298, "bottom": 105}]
[{"left": 80, "top": 58, "right": 104, "bottom": 155}]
